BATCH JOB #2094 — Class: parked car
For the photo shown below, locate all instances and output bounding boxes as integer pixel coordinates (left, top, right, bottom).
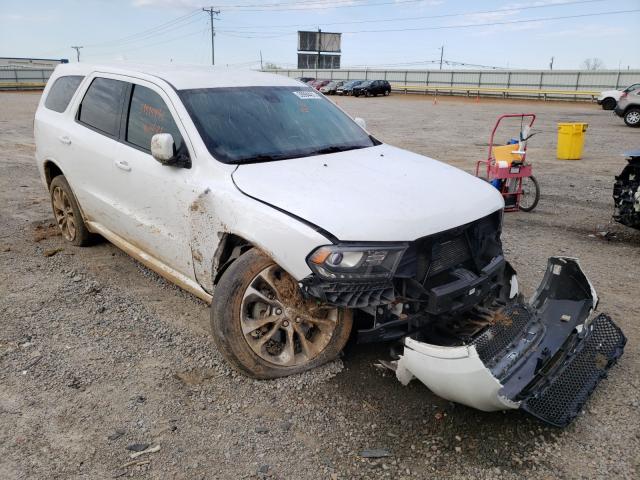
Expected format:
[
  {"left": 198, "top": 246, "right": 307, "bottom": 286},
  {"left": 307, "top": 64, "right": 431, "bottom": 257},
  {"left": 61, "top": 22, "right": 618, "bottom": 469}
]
[
  {"left": 336, "top": 80, "right": 364, "bottom": 96},
  {"left": 295, "top": 77, "right": 315, "bottom": 83},
  {"left": 319, "top": 80, "right": 344, "bottom": 95},
  {"left": 34, "top": 63, "right": 625, "bottom": 426},
  {"left": 598, "top": 83, "right": 640, "bottom": 110},
  {"left": 614, "top": 89, "right": 640, "bottom": 127},
  {"left": 312, "top": 80, "right": 331, "bottom": 91},
  {"left": 353, "top": 79, "right": 392, "bottom": 97}
]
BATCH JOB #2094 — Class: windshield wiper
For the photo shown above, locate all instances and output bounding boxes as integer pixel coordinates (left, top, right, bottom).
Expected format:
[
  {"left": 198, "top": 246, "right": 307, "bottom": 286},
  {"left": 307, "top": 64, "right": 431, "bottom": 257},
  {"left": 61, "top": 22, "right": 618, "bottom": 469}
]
[
  {"left": 232, "top": 153, "right": 292, "bottom": 164},
  {"left": 310, "top": 145, "right": 368, "bottom": 155}
]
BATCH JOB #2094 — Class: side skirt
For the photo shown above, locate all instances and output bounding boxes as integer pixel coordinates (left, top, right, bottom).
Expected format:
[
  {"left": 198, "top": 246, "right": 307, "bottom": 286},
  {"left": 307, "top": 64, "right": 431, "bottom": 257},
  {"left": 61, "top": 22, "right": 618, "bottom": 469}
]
[{"left": 86, "top": 221, "right": 213, "bottom": 304}]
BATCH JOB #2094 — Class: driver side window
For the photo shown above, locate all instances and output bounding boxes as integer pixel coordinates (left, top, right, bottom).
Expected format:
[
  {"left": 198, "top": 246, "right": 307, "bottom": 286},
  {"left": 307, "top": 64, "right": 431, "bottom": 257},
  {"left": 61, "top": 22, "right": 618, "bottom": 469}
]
[{"left": 126, "top": 85, "right": 184, "bottom": 153}]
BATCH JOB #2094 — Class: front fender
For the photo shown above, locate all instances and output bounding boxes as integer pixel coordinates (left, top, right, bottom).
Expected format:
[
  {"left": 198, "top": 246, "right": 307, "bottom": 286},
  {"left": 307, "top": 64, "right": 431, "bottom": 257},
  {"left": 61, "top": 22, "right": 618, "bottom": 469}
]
[{"left": 189, "top": 186, "right": 332, "bottom": 294}]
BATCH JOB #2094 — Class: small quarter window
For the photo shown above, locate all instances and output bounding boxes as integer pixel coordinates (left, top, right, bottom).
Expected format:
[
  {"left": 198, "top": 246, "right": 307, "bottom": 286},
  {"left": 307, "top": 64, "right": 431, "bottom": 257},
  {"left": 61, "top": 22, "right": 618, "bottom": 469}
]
[
  {"left": 44, "top": 75, "right": 84, "bottom": 113},
  {"left": 126, "top": 85, "right": 183, "bottom": 152},
  {"left": 78, "top": 77, "right": 128, "bottom": 137}
]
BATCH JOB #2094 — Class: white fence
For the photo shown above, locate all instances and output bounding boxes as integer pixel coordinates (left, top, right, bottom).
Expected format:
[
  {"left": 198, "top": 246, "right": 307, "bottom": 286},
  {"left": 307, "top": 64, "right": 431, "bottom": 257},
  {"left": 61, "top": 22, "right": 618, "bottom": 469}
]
[
  {"left": 266, "top": 68, "right": 640, "bottom": 100},
  {"left": 0, "top": 66, "right": 54, "bottom": 90}
]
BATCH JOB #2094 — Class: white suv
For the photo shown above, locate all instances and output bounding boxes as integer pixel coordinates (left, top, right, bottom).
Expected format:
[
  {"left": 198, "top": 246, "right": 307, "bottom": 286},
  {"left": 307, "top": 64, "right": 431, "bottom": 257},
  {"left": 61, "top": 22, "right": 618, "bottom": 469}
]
[{"left": 35, "top": 63, "right": 624, "bottom": 426}]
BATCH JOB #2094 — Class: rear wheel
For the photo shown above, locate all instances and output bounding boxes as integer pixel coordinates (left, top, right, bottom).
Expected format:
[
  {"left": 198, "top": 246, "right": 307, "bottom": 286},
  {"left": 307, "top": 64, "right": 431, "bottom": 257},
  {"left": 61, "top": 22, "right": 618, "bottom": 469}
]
[
  {"left": 384, "top": 90, "right": 390, "bottom": 96},
  {"left": 49, "top": 175, "right": 92, "bottom": 246},
  {"left": 624, "top": 108, "right": 640, "bottom": 127},
  {"left": 211, "top": 249, "right": 353, "bottom": 379},
  {"left": 601, "top": 97, "right": 616, "bottom": 110},
  {"left": 519, "top": 176, "right": 540, "bottom": 212}
]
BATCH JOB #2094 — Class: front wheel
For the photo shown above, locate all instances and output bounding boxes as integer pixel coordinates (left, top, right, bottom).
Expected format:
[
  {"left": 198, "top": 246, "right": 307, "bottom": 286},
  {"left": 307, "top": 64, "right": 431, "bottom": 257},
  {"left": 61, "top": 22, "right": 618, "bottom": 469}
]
[
  {"left": 519, "top": 175, "right": 540, "bottom": 212},
  {"left": 211, "top": 249, "right": 353, "bottom": 379},
  {"left": 624, "top": 108, "right": 640, "bottom": 128},
  {"left": 601, "top": 97, "right": 616, "bottom": 110},
  {"left": 384, "top": 90, "right": 390, "bottom": 96}
]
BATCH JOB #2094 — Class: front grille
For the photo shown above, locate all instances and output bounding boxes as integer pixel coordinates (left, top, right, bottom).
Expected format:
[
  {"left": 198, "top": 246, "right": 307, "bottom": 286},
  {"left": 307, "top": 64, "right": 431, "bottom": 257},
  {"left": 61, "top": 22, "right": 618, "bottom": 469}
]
[
  {"left": 470, "top": 303, "right": 532, "bottom": 365},
  {"left": 429, "top": 235, "right": 471, "bottom": 275},
  {"left": 306, "top": 280, "right": 395, "bottom": 308},
  {"left": 521, "top": 314, "right": 626, "bottom": 427}
]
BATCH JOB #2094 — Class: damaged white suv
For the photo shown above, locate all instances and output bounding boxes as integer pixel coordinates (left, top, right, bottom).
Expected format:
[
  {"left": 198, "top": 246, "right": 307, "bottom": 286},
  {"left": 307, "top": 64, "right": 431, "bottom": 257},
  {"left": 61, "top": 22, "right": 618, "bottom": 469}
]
[{"left": 35, "top": 64, "right": 625, "bottom": 426}]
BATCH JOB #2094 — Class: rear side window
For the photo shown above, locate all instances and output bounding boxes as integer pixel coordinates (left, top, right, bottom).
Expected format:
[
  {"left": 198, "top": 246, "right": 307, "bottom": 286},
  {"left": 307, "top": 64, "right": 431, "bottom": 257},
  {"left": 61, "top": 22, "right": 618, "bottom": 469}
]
[
  {"left": 78, "top": 77, "right": 128, "bottom": 137},
  {"left": 126, "top": 85, "right": 183, "bottom": 152},
  {"left": 44, "top": 75, "right": 84, "bottom": 113}
]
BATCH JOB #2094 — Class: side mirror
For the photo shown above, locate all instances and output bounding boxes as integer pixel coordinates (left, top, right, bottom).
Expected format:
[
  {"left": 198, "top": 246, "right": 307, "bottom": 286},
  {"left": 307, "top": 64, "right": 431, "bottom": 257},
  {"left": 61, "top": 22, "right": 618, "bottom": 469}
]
[
  {"left": 354, "top": 117, "right": 367, "bottom": 130},
  {"left": 151, "top": 133, "right": 191, "bottom": 168},
  {"left": 151, "top": 133, "right": 175, "bottom": 164}
]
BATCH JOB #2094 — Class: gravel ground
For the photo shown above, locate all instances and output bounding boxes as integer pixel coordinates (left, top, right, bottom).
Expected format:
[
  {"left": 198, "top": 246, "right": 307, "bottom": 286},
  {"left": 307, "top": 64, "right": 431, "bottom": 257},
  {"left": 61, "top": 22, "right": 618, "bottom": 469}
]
[{"left": 1, "top": 91, "right": 639, "bottom": 479}]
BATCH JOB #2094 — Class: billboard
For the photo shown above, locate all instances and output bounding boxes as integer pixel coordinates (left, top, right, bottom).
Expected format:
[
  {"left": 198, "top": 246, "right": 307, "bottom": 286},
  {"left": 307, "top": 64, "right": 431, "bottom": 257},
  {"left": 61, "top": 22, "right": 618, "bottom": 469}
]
[
  {"left": 297, "top": 53, "right": 341, "bottom": 69},
  {"left": 297, "top": 31, "right": 341, "bottom": 53}
]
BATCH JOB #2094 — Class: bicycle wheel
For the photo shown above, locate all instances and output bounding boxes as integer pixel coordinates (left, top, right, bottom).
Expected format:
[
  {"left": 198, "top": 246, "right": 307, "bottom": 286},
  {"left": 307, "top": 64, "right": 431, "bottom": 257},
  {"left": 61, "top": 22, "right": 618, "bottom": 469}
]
[{"left": 519, "top": 175, "right": 540, "bottom": 212}]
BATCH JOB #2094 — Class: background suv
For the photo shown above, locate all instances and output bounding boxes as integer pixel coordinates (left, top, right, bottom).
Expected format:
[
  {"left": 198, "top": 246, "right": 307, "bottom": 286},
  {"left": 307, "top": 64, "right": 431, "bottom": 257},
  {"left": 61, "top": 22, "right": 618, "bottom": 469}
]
[
  {"left": 353, "top": 80, "right": 392, "bottom": 97},
  {"left": 615, "top": 89, "right": 640, "bottom": 127}
]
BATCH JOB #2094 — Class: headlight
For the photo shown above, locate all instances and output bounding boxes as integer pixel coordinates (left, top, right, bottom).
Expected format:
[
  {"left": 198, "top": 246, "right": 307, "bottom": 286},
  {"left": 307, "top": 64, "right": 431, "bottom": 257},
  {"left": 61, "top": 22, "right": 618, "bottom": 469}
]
[{"left": 307, "top": 244, "right": 408, "bottom": 281}]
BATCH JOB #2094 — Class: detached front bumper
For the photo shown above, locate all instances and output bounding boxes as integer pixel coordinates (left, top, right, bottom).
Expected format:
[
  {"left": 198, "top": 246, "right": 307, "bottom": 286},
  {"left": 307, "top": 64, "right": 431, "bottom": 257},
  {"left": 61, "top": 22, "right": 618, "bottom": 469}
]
[{"left": 395, "top": 257, "right": 626, "bottom": 427}]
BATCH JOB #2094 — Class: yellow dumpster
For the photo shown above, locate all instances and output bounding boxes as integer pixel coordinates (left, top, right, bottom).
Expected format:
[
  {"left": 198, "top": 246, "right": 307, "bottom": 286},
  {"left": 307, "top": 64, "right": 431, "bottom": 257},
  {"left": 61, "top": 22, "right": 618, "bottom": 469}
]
[{"left": 557, "top": 123, "right": 588, "bottom": 160}]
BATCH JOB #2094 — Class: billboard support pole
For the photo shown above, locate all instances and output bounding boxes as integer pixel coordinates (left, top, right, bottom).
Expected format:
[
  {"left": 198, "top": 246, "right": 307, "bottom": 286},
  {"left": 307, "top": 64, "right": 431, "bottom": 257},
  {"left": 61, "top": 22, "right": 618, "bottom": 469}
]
[{"left": 317, "top": 28, "right": 321, "bottom": 75}]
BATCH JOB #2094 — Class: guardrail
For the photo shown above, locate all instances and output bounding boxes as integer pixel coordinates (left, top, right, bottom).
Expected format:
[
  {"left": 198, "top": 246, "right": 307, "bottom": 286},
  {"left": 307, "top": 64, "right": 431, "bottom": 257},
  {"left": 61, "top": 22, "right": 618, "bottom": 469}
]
[
  {"left": 0, "top": 81, "right": 47, "bottom": 91},
  {"left": 390, "top": 84, "right": 600, "bottom": 101}
]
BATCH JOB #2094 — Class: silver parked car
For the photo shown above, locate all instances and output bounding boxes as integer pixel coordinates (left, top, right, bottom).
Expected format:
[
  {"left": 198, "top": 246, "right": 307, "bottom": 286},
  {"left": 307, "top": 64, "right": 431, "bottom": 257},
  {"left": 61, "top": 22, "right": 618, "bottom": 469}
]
[{"left": 614, "top": 89, "right": 640, "bottom": 127}]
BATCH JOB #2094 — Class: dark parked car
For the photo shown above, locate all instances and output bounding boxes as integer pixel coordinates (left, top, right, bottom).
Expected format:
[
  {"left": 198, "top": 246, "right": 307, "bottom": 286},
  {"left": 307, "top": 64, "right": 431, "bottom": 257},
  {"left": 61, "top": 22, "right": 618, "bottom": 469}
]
[
  {"left": 336, "top": 80, "right": 364, "bottom": 96},
  {"left": 353, "top": 80, "right": 392, "bottom": 97},
  {"left": 295, "top": 77, "right": 315, "bottom": 83}
]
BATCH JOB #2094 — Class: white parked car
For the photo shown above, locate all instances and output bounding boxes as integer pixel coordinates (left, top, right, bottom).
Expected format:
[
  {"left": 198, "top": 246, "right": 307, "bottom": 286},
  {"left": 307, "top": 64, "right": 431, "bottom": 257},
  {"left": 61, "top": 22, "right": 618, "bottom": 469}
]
[
  {"left": 597, "top": 83, "right": 640, "bottom": 110},
  {"left": 34, "top": 63, "right": 625, "bottom": 426}
]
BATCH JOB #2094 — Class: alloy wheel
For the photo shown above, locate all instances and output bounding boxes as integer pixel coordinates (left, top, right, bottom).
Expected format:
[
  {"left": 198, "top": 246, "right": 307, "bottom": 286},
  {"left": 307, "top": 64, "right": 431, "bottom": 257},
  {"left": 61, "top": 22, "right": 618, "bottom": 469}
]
[
  {"left": 52, "top": 186, "right": 76, "bottom": 241},
  {"left": 240, "top": 265, "right": 337, "bottom": 367}
]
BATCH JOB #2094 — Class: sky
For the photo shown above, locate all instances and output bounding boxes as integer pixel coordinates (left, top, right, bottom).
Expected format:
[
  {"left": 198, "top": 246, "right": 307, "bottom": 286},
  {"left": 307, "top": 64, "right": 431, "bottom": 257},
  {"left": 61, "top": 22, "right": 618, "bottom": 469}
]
[{"left": 1, "top": 0, "right": 638, "bottom": 70}]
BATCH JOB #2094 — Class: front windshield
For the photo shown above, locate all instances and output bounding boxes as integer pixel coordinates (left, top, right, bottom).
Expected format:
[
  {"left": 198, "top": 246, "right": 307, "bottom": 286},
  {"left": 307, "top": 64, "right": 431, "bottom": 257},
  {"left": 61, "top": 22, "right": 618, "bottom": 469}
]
[{"left": 179, "top": 86, "right": 376, "bottom": 164}]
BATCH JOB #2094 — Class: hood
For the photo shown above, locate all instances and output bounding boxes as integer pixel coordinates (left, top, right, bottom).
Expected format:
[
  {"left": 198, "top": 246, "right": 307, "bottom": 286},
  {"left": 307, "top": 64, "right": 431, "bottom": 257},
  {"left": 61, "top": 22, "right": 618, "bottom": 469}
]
[{"left": 232, "top": 144, "right": 504, "bottom": 242}]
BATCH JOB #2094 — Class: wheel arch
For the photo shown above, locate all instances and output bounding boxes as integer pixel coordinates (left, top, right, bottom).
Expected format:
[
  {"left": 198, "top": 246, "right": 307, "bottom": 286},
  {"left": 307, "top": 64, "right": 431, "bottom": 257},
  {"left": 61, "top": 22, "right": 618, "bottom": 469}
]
[
  {"left": 43, "top": 160, "right": 64, "bottom": 188},
  {"left": 212, "top": 233, "right": 254, "bottom": 285}
]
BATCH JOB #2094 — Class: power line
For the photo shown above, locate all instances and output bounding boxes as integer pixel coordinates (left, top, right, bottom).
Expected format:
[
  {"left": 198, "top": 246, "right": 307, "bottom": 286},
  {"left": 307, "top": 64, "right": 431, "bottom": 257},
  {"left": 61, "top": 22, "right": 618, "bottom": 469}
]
[
  {"left": 221, "top": 0, "right": 607, "bottom": 29},
  {"left": 217, "top": 9, "right": 639, "bottom": 38},
  {"left": 83, "top": 28, "right": 209, "bottom": 59},
  {"left": 84, "top": 9, "right": 200, "bottom": 48}
]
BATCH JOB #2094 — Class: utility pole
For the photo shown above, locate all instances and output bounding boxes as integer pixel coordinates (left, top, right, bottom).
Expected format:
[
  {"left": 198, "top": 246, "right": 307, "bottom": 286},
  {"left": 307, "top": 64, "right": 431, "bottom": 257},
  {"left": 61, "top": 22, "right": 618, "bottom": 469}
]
[
  {"left": 202, "top": 7, "right": 220, "bottom": 66},
  {"left": 439, "top": 45, "right": 444, "bottom": 70},
  {"left": 260, "top": 50, "right": 263, "bottom": 70},
  {"left": 71, "top": 46, "right": 83, "bottom": 62},
  {"left": 549, "top": 56, "right": 554, "bottom": 70}
]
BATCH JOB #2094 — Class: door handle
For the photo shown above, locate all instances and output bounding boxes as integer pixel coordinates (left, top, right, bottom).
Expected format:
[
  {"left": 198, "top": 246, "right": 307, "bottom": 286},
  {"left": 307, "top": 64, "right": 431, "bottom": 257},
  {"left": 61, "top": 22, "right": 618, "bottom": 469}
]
[
  {"left": 58, "top": 135, "right": 71, "bottom": 145},
  {"left": 114, "top": 159, "right": 131, "bottom": 172}
]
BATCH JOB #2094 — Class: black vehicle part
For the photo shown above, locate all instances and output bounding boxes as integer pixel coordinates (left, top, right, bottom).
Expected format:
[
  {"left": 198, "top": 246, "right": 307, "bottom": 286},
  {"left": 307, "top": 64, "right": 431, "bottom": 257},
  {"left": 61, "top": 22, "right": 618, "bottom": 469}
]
[
  {"left": 520, "top": 314, "right": 625, "bottom": 427},
  {"left": 479, "top": 257, "right": 625, "bottom": 427},
  {"left": 613, "top": 151, "right": 640, "bottom": 230}
]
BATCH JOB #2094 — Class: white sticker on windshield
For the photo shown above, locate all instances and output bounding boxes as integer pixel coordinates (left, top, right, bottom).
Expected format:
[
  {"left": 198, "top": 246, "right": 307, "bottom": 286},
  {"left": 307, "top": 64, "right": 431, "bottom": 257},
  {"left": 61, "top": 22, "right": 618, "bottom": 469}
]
[{"left": 293, "top": 90, "right": 321, "bottom": 99}]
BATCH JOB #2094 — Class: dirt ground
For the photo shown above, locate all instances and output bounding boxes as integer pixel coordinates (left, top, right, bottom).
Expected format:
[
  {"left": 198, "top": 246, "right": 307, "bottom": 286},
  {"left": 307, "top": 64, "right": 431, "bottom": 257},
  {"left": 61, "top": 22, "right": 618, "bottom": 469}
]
[{"left": 1, "top": 91, "right": 639, "bottom": 480}]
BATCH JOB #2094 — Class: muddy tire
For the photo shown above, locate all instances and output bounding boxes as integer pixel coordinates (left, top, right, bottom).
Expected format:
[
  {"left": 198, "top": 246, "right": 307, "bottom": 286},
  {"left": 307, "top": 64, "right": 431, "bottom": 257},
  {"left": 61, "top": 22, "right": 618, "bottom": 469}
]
[
  {"left": 211, "top": 249, "right": 353, "bottom": 379},
  {"left": 49, "top": 175, "right": 92, "bottom": 246}
]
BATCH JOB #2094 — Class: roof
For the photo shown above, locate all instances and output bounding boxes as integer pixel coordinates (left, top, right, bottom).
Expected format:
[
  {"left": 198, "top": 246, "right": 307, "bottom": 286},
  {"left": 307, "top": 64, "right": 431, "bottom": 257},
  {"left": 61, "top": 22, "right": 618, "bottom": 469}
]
[{"left": 52, "top": 62, "right": 302, "bottom": 90}]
